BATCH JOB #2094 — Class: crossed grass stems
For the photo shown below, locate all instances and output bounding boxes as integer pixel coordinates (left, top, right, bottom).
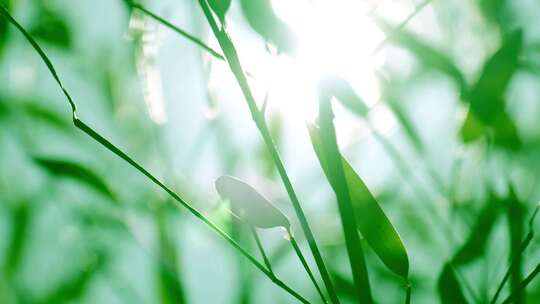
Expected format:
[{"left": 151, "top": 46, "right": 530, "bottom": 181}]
[{"left": 3, "top": 0, "right": 524, "bottom": 303}]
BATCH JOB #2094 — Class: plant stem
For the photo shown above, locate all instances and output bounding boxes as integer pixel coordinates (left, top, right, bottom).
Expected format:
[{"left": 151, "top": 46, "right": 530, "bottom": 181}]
[
  {"left": 0, "top": 6, "right": 310, "bottom": 303},
  {"left": 250, "top": 226, "right": 274, "bottom": 275},
  {"left": 289, "top": 233, "right": 328, "bottom": 303},
  {"left": 501, "top": 262, "right": 540, "bottom": 304},
  {"left": 196, "top": 1, "right": 340, "bottom": 303}
]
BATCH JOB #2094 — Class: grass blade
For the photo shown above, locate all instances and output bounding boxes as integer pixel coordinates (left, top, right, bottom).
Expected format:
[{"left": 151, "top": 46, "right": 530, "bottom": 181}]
[
  {"left": 308, "top": 123, "right": 409, "bottom": 280},
  {"left": 155, "top": 209, "right": 187, "bottom": 304},
  {"left": 127, "top": 1, "right": 224, "bottom": 60},
  {"left": 501, "top": 262, "right": 540, "bottom": 304},
  {"left": 506, "top": 186, "right": 525, "bottom": 303},
  {"left": 4, "top": 202, "right": 31, "bottom": 277},
  {"left": 316, "top": 95, "right": 373, "bottom": 303},
  {"left": 32, "top": 156, "right": 117, "bottom": 202}
]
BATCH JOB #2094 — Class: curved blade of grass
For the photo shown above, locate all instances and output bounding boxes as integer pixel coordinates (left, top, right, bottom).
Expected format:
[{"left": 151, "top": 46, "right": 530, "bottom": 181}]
[
  {"left": 215, "top": 175, "right": 290, "bottom": 229},
  {"left": 239, "top": 0, "right": 296, "bottom": 53},
  {"left": 452, "top": 191, "right": 503, "bottom": 265},
  {"left": 491, "top": 204, "right": 540, "bottom": 304},
  {"left": 0, "top": 6, "right": 309, "bottom": 302},
  {"left": 197, "top": 1, "right": 339, "bottom": 302},
  {"left": 317, "top": 96, "right": 373, "bottom": 303},
  {"left": 308, "top": 123, "right": 409, "bottom": 280},
  {"left": 438, "top": 262, "right": 468, "bottom": 304},
  {"left": 32, "top": 156, "right": 117, "bottom": 202},
  {"left": 126, "top": 1, "right": 224, "bottom": 60}
]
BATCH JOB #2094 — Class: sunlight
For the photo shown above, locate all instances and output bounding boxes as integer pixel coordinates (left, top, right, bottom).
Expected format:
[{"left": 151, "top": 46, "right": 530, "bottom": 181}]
[{"left": 208, "top": 0, "right": 398, "bottom": 144}]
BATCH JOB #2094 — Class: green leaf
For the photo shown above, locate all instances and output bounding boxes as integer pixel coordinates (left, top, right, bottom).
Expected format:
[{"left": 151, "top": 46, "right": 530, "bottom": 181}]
[
  {"left": 32, "top": 156, "right": 116, "bottom": 201},
  {"left": 30, "top": 5, "right": 71, "bottom": 49},
  {"left": 386, "top": 96, "right": 424, "bottom": 153},
  {"left": 5, "top": 202, "right": 32, "bottom": 277},
  {"left": 320, "top": 76, "right": 369, "bottom": 117},
  {"left": 20, "top": 102, "right": 71, "bottom": 129},
  {"left": 438, "top": 262, "right": 468, "bottom": 304},
  {"left": 239, "top": 0, "right": 296, "bottom": 53},
  {"left": 208, "top": 0, "right": 231, "bottom": 24},
  {"left": 376, "top": 18, "right": 466, "bottom": 95},
  {"left": 463, "top": 30, "right": 523, "bottom": 149},
  {"left": 452, "top": 192, "right": 503, "bottom": 265},
  {"left": 215, "top": 176, "right": 290, "bottom": 229},
  {"left": 308, "top": 123, "right": 410, "bottom": 280},
  {"left": 313, "top": 97, "right": 373, "bottom": 303}
]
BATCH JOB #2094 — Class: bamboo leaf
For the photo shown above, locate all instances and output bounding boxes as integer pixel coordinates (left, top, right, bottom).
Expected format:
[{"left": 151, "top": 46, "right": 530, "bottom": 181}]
[
  {"left": 452, "top": 192, "right": 503, "bottom": 265},
  {"left": 215, "top": 175, "right": 290, "bottom": 229},
  {"left": 32, "top": 156, "right": 116, "bottom": 202},
  {"left": 30, "top": 4, "right": 71, "bottom": 49},
  {"left": 463, "top": 30, "right": 523, "bottom": 149},
  {"left": 239, "top": 0, "right": 296, "bottom": 53},
  {"left": 313, "top": 97, "right": 373, "bottom": 303},
  {"left": 308, "top": 123, "right": 410, "bottom": 280},
  {"left": 438, "top": 262, "right": 468, "bottom": 304}
]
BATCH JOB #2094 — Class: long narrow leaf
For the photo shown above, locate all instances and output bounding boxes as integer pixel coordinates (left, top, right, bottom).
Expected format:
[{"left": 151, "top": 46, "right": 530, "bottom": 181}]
[
  {"left": 438, "top": 262, "right": 468, "bottom": 304},
  {"left": 32, "top": 156, "right": 116, "bottom": 201},
  {"left": 308, "top": 123, "right": 410, "bottom": 280},
  {"left": 316, "top": 96, "right": 373, "bottom": 303}
]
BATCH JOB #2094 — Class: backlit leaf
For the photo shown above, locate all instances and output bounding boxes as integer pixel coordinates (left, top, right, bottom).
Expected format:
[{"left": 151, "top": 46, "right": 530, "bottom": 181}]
[
  {"left": 239, "top": 0, "right": 296, "bottom": 53},
  {"left": 215, "top": 175, "right": 290, "bottom": 229},
  {"left": 308, "top": 123, "right": 410, "bottom": 280},
  {"left": 320, "top": 76, "right": 369, "bottom": 117}
]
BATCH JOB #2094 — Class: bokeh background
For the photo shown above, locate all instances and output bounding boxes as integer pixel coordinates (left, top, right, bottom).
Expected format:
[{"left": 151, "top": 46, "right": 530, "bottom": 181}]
[{"left": 1, "top": 0, "right": 540, "bottom": 303}]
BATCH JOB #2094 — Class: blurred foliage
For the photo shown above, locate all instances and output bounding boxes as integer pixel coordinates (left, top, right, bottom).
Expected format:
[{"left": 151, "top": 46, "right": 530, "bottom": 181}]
[{"left": 1, "top": 0, "right": 540, "bottom": 303}]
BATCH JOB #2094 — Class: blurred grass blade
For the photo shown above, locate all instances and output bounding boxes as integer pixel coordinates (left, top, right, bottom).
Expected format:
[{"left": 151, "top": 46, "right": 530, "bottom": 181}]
[
  {"left": 32, "top": 156, "right": 116, "bottom": 201},
  {"left": 156, "top": 209, "right": 187, "bottom": 304},
  {"left": 308, "top": 123, "right": 410, "bottom": 280},
  {"left": 316, "top": 96, "right": 373, "bottom": 303},
  {"left": 20, "top": 102, "right": 71, "bottom": 130},
  {"left": 452, "top": 192, "right": 503, "bottom": 265},
  {"left": 4, "top": 202, "right": 31, "bottom": 277},
  {"left": 320, "top": 76, "right": 368, "bottom": 117},
  {"left": 506, "top": 186, "right": 525, "bottom": 303},
  {"left": 0, "top": 6, "right": 310, "bottom": 302},
  {"left": 491, "top": 204, "right": 540, "bottom": 304},
  {"left": 463, "top": 30, "right": 523, "bottom": 149},
  {"left": 0, "top": 0, "right": 11, "bottom": 59},
  {"left": 40, "top": 252, "right": 107, "bottom": 304},
  {"left": 376, "top": 18, "right": 466, "bottom": 95},
  {"left": 385, "top": 96, "right": 424, "bottom": 153},
  {"left": 239, "top": 0, "right": 296, "bottom": 53},
  {"left": 215, "top": 175, "right": 290, "bottom": 229},
  {"left": 208, "top": 0, "right": 231, "bottom": 24},
  {"left": 438, "top": 262, "right": 468, "bottom": 304}
]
